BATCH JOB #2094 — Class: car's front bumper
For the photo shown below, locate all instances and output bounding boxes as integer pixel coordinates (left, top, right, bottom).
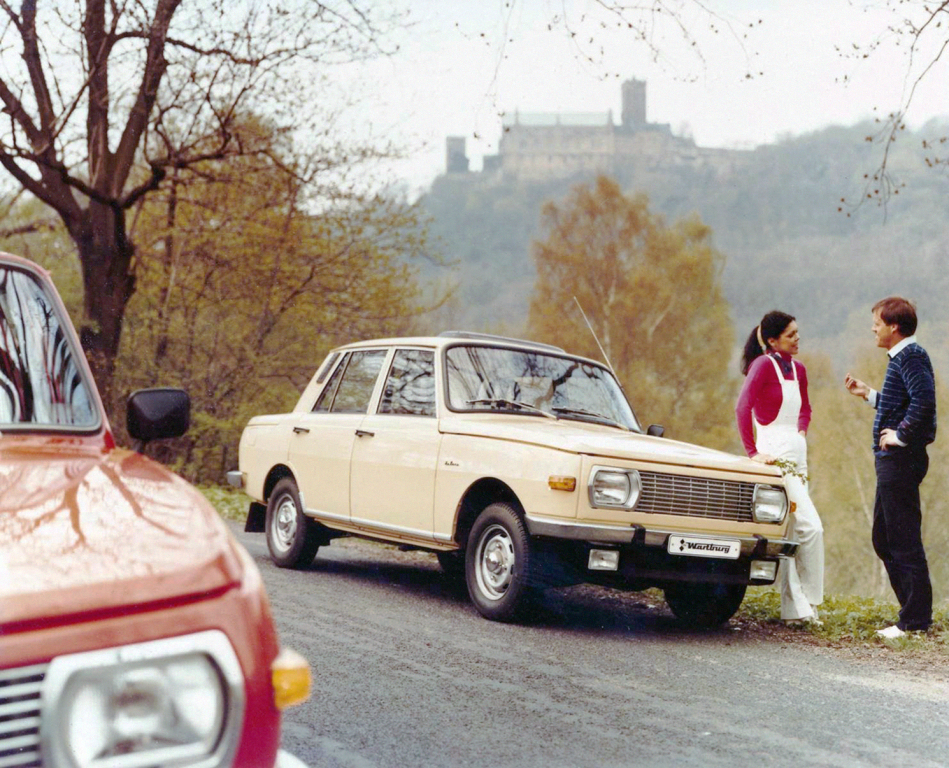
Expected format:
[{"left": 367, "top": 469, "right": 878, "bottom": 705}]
[{"left": 525, "top": 513, "right": 798, "bottom": 559}]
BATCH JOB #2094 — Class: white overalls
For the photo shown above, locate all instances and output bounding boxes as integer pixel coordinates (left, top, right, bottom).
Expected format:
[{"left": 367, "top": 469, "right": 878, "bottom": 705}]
[{"left": 754, "top": 355, "right": 824, "bottom": 621}]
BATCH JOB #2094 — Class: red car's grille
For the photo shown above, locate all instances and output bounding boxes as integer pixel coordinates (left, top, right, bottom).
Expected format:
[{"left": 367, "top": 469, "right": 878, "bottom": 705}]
[{"left": 0, "top": 663, "right": 44, "bottom": 768}]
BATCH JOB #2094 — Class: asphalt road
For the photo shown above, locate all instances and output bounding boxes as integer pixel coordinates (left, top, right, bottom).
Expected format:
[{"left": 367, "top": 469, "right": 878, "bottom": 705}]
[{"left": 229, "top": 523, "right": 949, "bottom": 768}]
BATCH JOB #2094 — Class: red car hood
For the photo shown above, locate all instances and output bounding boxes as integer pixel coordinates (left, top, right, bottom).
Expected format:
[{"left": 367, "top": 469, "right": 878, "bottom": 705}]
[{"left": 0, "top": 441, "right": 242, "bottom": 629}]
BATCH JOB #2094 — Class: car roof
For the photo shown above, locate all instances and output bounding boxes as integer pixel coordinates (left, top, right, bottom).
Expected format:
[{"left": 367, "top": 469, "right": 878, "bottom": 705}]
[{"left": 332, "top": 332, "right": 609, "bottom": 368}]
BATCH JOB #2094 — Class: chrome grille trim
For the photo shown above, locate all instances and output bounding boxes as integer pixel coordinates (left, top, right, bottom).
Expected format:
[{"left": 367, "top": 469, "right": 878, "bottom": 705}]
[
  {"left": 0, "top": 664, "right": 45, "bottom": 768},
  {"left": 638, "top": 472, "right": 756, "bottom": 522}
]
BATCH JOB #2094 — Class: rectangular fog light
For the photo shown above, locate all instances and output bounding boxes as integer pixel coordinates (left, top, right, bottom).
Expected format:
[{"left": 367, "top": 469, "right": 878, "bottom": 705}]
[
  {"left": 588, "top": 549, "right": 619, "bottom": 571},
  {"left": 750, "top": 560, "right": 778, "bottom": 582}
]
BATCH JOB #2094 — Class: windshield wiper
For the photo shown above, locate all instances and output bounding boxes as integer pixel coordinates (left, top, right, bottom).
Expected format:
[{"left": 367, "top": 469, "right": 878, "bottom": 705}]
[
  {"left": 465, "top": 398, "right": 558, "bottom": 420},
  {"left": 551, "top": 406, "right": 631, "bottom": 431}
]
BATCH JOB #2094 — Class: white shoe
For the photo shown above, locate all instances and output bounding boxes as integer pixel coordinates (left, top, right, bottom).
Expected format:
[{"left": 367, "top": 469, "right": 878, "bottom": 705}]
[{"left": 876, "top": 625, "right": 906, "bottom": 640}]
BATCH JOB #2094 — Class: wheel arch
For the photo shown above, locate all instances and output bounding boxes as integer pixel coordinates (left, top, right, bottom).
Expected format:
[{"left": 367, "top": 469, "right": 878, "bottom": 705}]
[
  {"left": 264, "top": 464, "right": 296, "bottom": 502},
  {"left": 453, "top": 478, "right": 524, "bottom": 550},
  {"left": 245, "top": 465, "right": 296, "bottom": 533}
]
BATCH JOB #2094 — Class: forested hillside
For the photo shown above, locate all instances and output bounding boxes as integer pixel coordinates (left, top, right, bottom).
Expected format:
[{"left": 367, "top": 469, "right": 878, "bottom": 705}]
[{"left": 419, "top": 121, "right": 949, "bottom": 349}]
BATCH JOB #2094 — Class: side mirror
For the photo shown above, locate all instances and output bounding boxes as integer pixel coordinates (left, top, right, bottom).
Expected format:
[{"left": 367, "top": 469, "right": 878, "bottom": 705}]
[
  {"left": 127, "top": 388, "right": 190, "bottom": 445},
  {"left": 647, "top": 424, "right": 664, "bottom": 438}
]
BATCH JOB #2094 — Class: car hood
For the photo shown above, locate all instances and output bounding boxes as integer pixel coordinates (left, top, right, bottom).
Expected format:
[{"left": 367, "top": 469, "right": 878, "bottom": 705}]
[
  {"left": 440, "top": 415, "right": 782, "bottom": 478},
  {"left": 0, "top": 441, "right": 242, "bottom": 629}
]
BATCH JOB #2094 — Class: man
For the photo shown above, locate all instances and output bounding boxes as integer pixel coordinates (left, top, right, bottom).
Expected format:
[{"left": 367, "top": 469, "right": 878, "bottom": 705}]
[{"left": 844, "top": 296, "right": 936, "bottom": 638}]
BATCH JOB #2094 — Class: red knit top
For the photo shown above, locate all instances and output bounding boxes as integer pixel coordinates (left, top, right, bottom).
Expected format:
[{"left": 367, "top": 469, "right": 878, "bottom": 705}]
[{"left": 735, "top": 352, "right": 812, "bottom": 457}]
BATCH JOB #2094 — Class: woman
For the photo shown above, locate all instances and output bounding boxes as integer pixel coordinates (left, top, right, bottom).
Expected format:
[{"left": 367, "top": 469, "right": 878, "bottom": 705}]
[{"left": 736, "top": 311, "right": 824, "bottom": 626}]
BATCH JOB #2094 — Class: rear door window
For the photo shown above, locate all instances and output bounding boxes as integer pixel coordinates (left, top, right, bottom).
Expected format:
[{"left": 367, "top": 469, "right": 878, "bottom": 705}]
[{"left": 315, "top": 350, "right": 386, "bottom": 414}]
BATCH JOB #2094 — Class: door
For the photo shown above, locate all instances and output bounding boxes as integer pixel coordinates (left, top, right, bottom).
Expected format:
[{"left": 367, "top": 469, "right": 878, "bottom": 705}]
[
  {"left": 289, "top": 349, "right": 387, "bottom": 522},
  {"left": 350, "top": 348, "right": 441, "bottom": 539}
]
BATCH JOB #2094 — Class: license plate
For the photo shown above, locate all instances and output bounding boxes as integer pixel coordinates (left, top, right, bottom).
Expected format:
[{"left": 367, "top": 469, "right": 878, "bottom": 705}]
[{"left": 667, "top": 535, "right": 741, "bottom": 560}]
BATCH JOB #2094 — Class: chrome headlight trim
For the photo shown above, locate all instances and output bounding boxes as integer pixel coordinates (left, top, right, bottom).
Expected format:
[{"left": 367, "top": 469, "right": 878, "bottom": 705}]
[
  {"left": 752, "top": 484, "right": 789, "bottom": 523},
  {"left": 41, "top": 630, "right": 245, "bottom": 768},
  {"left": 587, "top": 465, "right": 642, "bottom": 510}
]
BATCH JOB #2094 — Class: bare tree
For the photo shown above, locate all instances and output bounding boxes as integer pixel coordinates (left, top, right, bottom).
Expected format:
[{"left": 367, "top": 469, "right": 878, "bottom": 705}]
[
  {"left": 839, "top": 1, "right": 949, "bottom": 213},
  {"left": 0, "top": 0, "right": 395, "bottom": 396}
]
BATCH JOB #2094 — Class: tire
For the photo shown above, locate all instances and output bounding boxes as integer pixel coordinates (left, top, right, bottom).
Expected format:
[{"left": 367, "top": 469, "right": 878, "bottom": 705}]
[
  {"left": 265, "top": 478, "right": 322, "bottom": 569},
  {"left": 465, "top": 502, "right": 534, "bottom": 621},
  {"left": 663, "top": 582, "right": 747, "bottom": 628},
  {"left": 436, "top": 550, "right": 466, "bottom": 580}
]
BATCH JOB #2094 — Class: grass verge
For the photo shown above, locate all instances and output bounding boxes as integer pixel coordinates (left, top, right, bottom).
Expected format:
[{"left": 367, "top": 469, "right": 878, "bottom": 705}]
[
  {"left": 742, "top": 587, "right": 949, "bottom": 650},
  {"left": 200, "top": 484, "right": 249, "bottom": 522}
]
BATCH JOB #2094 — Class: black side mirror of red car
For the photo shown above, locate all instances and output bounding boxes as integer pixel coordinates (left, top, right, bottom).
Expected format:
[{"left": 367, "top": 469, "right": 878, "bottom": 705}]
[
  {"left": 647, "top": 424, "right": 664, "bottom": 438},
  {"left": 127, "top": 388, "right": 190, "bottom": 447}
]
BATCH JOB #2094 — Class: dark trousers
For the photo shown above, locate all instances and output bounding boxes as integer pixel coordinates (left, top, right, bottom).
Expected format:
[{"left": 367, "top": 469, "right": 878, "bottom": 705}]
[{"left": 872, "top": 447, "right": 932, "bottom": 631}]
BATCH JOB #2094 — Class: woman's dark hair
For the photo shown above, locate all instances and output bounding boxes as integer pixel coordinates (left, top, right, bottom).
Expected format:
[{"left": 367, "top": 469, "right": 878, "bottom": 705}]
[{"left": 740, "top": 310, "right": 795, "bottom": 376}]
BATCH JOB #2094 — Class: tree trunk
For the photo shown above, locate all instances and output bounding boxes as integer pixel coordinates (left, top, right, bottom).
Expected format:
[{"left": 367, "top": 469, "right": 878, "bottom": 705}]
[{"left": 72, "top": 201, "right": 136, "bottom": 408}]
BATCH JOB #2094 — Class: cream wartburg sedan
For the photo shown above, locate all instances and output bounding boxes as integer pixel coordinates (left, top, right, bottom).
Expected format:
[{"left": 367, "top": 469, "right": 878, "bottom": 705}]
[{"left": 230, "top": 333, "right": 798, "bottom": 627}]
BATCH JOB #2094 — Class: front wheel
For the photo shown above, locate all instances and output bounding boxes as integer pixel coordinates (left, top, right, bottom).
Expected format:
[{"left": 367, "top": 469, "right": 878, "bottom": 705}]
[
  {"left": 664, "top": 582, "right": 747, "bottom": 628},
  {"left": 266, "top": 478, "right": 322, "bottom": 569},
  {"left": 465, "top": 502, "right": 534, "bottom": 622}
]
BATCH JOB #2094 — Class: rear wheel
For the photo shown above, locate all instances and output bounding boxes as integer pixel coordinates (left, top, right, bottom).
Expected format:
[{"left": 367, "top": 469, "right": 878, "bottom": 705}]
[
  {"left": 465, "top": 502, "right": 534, "bottom": 621},
  {"left": 664, "top": 582, "right": 747, "bottom": 628},
  {"left": 266, "top": 478, "right": 322, "bottom": 569}
]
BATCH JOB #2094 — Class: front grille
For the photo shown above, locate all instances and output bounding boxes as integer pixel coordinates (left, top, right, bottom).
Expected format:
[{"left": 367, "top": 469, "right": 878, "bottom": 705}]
[
  {"left": 0, "top": 663, "right": 45, "bottom": 768},
  {"left": 638, "top": 472, "right": 756, "bottom": 523}
]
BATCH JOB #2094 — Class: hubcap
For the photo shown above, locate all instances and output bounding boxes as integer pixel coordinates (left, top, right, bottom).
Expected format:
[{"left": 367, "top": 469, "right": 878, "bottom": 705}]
[
  {"left": 271, "top": 494, "right": 298, "bottom": 553},
  {"left": 475, "top": 524, "right": 515, "bottom": 600}
]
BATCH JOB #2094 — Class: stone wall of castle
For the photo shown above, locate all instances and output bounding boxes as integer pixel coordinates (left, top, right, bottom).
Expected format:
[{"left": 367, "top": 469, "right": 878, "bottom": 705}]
[{"left": 445, "top": 79, "right": 749, "bottom": 183}]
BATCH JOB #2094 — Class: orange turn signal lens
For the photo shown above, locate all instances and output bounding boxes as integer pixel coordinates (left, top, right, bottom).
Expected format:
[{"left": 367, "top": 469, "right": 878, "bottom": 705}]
[
  {"left": 272, "top": 648, "right": 311, "bottom": 710},
  {"left": 548, "top": 476, "right": 577, "bottom": 492}
]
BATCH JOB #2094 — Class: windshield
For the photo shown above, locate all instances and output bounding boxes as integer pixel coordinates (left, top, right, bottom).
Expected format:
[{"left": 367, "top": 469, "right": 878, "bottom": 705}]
[
  {"left": 445, "top": 344, "right": 640, "bottom": 431},
  {"left": 0, "top": 266, "right": 98, "bottom": 429}
]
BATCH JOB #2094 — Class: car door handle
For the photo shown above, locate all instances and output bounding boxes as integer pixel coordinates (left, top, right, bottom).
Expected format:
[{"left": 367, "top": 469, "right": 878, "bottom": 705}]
[
  {"left": 292, "top": 426, "right": 310, "bottom": 434},
  {"left": 355, "top": 429, "right": 375, "bottom": 438}
]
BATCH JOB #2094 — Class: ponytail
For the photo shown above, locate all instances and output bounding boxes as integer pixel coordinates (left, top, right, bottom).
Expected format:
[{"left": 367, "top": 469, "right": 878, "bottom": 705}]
[{"left": 740, "top": 310, "right": 795, "bottom": 376}]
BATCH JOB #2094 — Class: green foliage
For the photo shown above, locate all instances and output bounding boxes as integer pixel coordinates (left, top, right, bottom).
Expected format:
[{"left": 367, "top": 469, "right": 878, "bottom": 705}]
[
  {"left": 110, "top": 129, "right": 441, "bottom": 483},
  {"left": 0, "top": 199, "right": 81, "bottom": 316},
  {"left": 200, "top": 485, "right": 249, "bottom": 522},
  {"left": 526, "top": 176, "right": 736, "bottom": 448},
  {"left": 743, "top": 588, "right": 949, "bottom": 648}
]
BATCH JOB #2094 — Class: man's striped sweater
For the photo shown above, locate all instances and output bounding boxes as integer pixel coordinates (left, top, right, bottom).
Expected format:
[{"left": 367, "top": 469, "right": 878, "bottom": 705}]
[{"left": 873, "top": 342, "right": 937, "bottom": 455}]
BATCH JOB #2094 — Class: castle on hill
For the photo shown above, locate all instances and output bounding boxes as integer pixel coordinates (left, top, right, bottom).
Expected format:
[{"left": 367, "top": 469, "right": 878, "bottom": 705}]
[{"left": 446, "top": 78, "right": 748, "bottom": 182}]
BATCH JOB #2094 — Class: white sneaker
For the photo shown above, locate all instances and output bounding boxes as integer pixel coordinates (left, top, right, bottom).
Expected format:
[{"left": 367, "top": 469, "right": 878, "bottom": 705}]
[{"left": 876, "top": 625, "right": 906, "bottom": 640}]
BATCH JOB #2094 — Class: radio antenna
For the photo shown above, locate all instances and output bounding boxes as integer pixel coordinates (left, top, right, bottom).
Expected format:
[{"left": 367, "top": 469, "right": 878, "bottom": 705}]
[{"left": 573, "top": 296, "right": 617, "bottom": 377}]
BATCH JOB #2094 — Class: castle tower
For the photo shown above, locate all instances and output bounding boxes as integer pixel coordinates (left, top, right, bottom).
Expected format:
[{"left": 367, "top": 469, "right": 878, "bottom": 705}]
[
  {"left": 446, "top": 136, "right": 469, "bottom": 173},
  {"left": 621, "top": 78, "right": 646, "bottom": 127}
]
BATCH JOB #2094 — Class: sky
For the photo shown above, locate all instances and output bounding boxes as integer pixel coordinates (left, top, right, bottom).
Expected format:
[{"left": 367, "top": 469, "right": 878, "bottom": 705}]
[{"left": 334, "top": 0, "right": 949, "bottom": 196}]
